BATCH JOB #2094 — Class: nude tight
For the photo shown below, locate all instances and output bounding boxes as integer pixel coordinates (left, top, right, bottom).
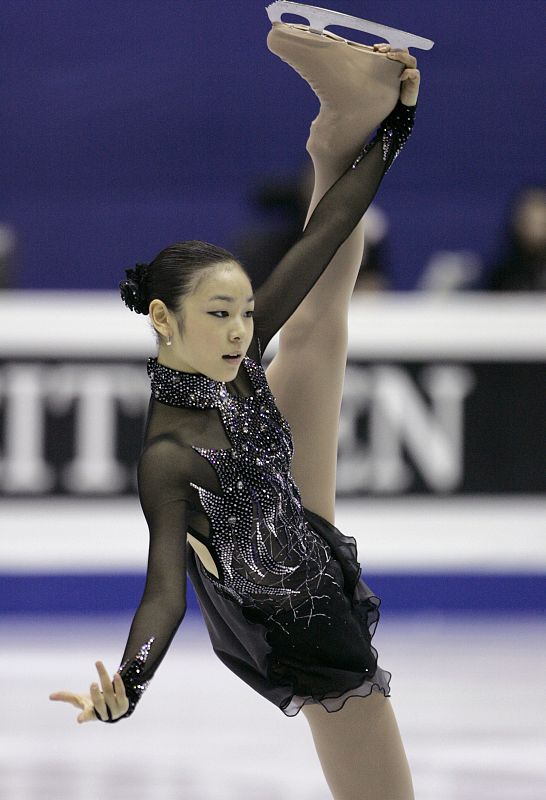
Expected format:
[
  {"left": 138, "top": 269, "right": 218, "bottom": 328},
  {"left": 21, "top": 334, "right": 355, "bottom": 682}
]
[{"left": 302, "top": 692, "right": 414, "bottom": 800}]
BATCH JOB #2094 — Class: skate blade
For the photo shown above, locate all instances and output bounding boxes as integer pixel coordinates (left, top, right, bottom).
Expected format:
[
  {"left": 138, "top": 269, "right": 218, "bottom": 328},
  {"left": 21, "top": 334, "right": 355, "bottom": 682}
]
[{"left": 265, "top": 1, "right": 434, "bottom": 51}]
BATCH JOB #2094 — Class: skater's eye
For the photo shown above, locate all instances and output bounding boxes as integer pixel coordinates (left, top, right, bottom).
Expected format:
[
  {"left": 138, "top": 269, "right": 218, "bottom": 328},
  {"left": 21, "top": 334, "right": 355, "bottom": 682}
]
[{"left": 209, "top": 311, "right": 254, "bottom": 318}]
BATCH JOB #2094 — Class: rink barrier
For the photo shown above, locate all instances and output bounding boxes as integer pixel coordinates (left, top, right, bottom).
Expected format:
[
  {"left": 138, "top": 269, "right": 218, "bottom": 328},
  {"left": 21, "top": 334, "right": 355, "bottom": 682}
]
[{"left": 0, "top": 292, "right": 544, "bottom": 613}]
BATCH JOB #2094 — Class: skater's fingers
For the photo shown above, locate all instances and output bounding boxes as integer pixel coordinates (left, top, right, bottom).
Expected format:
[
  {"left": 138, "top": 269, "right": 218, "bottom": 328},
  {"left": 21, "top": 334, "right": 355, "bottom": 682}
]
[
  {"left": 385, "top": 48, "right": 414, "bottom": 63},
  {"left": 113, "top": 672, "right": 128, "bottom": 701},
  {"left": 90, "top": 682, "right": 108, "bottom": 721},
  {"left": 76, "top": 692, "right": 101, "bottom": 724},
  {"left": 399, "top": 66, "right": 420, "bottom": 106},
  {"left": 387, "top": 50, "right": 417, "bottom": 67},
  {"left": 89, "top": 663, "right": 129, "bottom": 722},
  {"left": 400, "top": 68, "right": 420, "bottom": 81},
  {"left": 49, "top": 690, "right": 84, "bottom": 709},
  {"left": 95, "top": 660, "right": 115, "bottom": 704},
  {"left": 77, "top": 705, "right": 101, "bottom": 724}
]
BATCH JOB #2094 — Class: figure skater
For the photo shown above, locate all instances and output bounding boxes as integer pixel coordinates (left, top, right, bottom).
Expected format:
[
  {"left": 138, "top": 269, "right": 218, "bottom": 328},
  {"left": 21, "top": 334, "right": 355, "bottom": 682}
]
[{"left": 50, "top": 8, "right": 421, "bottom": 798}]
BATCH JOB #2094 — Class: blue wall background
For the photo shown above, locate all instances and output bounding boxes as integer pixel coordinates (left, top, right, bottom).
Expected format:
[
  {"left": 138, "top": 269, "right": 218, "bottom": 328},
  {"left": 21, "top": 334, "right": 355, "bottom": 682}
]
[{"left": 1, "top": 0, "right": 544, "bottom": 291}]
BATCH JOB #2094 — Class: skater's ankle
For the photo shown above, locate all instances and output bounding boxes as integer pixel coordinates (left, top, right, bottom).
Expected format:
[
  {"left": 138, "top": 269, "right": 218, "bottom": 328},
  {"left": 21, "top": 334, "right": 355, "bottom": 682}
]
[{"left": 306, "top": 112, "right": 376, "bottom": 165}]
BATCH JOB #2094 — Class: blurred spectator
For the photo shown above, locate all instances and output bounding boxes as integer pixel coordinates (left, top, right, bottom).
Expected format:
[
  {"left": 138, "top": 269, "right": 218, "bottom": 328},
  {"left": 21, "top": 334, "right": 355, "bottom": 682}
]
[
  {"left": 484, "top": 185, "right": 546, "bottom": 291},
  {"left": 233, "top": 165, "right": 311, "bottom": 291},
  {"left": 416, "top": 249, "right": 483, "bottom": 293},
  {"left": 233, "top": 163, "right": 390, "bottom": 292},
  {"left": 0, "top": 223, "right": 18, "bottom": 289}
]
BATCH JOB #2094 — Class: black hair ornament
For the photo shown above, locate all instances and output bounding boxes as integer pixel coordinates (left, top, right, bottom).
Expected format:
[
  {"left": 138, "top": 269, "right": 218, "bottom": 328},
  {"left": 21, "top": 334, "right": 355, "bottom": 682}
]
[{"left": 119, "top": 262, "right": 150, "bottom": 314}]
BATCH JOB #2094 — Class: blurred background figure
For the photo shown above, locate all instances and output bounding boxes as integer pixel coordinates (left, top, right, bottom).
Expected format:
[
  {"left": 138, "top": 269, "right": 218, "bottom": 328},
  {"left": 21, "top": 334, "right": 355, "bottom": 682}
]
[
  {"left": 416, "top": 248, "right": 483, "bottom": 292},
  {"left": 234, "top": 162, "right": 391, "bottom": 293},
  {"left": 414, "top": 186, "right": 546, "bottom": 294},
  {"left": 0, "top": 223, "right": 18, "bottom": 289},
  {"left": 484, "top": 185, "right": 546, "bottom": 291}
]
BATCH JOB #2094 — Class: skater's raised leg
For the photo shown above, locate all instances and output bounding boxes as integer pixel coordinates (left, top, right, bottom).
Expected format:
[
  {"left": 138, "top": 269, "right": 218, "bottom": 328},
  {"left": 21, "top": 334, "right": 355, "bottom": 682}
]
[{"left": 265, "top": 28, "right": 410, "bottom": 524}]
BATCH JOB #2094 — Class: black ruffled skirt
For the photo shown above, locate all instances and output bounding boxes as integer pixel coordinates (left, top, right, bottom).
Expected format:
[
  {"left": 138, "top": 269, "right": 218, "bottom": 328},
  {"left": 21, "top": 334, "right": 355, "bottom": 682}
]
[{"left": 186, "top": 505, "right": 391, "bottom": 716}]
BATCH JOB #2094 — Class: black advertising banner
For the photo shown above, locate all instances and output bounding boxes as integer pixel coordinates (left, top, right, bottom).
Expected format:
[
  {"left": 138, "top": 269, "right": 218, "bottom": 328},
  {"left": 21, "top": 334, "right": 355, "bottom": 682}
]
[
  {"left": 0, "top": 357, "right": 543, "bottom": 497},
  {"left": 338, "top": 360, "right": 544, "bottom": 495},
  {"left": 0, "top": 294, "right": 544, "bottom": 498}
]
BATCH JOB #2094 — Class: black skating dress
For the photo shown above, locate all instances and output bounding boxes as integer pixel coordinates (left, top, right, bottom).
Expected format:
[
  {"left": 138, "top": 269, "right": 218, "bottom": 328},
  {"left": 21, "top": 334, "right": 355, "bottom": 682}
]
[{"left": 97, "top": 98, "right": 417, "bottom": 722}]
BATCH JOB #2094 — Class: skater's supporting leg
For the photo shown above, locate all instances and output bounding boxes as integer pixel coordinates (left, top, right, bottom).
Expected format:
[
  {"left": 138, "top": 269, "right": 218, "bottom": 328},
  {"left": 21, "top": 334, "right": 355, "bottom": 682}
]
[{"left": 302, "top": 692, "right": 415, "bottom": 800}]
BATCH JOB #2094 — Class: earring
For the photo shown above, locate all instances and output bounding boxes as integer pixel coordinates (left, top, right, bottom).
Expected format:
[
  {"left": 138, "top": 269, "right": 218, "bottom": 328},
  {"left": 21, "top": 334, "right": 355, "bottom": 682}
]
[{"left": 166, "top": 334, "right": 172, "bottom": 346}]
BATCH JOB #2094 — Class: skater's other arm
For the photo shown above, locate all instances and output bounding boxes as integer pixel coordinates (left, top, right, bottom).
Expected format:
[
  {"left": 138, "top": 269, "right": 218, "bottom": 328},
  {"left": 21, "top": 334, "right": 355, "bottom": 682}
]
[
  {"left": 49, "top": 438, "right": 193, "bottom": 723},
  {"left": 252, "top": 47, "right": 420, "bottom": 354}
]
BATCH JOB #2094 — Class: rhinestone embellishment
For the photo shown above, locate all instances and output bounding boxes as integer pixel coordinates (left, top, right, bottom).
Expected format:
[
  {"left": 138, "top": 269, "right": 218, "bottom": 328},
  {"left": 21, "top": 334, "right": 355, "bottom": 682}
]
[
  {"left": 352, "top": 99, "right": 416, "bottom": 173},
  {"left": 115, "top": 636, "right": 155, "bottom": 719}
]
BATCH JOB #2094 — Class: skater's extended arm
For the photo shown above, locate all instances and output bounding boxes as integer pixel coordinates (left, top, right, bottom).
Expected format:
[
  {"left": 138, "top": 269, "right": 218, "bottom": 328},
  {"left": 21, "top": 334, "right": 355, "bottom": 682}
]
[
  {"left": 49, "top": 438, "right": 193, "bottom": 723},
  {"left": 98, "top": 438, "right": 193, "bottom": 722}
]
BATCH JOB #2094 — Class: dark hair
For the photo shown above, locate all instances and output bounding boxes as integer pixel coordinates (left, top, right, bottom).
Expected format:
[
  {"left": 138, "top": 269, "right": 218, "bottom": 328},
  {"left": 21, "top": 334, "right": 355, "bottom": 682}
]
[{"left": 119, "top": 240, "right": 250, "bottom": 344}]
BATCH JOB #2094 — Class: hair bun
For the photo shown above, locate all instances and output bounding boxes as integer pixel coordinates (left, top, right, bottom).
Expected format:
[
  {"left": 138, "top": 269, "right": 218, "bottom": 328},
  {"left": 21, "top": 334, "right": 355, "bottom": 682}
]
[{"left": 119, "top": 262, "right": 150, "bottom": 314}]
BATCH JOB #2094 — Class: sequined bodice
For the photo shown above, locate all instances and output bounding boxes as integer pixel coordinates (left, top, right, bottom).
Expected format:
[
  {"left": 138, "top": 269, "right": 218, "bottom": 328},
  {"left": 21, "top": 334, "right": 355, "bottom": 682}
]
[{"left": 147, "top": 356, "right": 336, "bottom": 616}]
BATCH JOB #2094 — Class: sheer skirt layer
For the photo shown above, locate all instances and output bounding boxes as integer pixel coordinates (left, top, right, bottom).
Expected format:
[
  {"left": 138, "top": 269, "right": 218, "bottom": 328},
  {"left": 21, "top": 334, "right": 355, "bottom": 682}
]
[{"left": 187, "top": 504, "right": 391, "bottom": 717}]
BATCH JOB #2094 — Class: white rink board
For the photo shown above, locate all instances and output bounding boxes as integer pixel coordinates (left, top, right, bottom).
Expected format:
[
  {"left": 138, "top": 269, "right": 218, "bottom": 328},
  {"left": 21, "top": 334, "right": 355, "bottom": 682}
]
[
  {"left": 0, "top": 291, "right": 545, "bottom": 358},
  {"left": 1, "top": 496, "right": 545, "bottom": 573}
]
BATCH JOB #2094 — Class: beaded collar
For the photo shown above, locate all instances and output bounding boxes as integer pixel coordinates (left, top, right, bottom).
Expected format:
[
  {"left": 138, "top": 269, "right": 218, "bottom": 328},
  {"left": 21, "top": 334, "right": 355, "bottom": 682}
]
[{"left": 147, "top": 356, "right": 260, "bottom": 409}]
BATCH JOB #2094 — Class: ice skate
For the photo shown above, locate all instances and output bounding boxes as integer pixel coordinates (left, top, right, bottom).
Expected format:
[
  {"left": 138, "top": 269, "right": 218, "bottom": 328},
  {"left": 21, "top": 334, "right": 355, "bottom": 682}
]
[
  {"left": 265, "top": 2, "right": 434, "bottom": 51},
  {"left": 265, "top": 2, "right": 432, "bottom": 162}
]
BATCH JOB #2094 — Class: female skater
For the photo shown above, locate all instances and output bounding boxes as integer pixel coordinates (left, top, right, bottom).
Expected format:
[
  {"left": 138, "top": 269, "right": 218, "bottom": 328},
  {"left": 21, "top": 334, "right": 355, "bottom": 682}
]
[{"left": 50, "top": 12, "right": 421, "bottom": 799}]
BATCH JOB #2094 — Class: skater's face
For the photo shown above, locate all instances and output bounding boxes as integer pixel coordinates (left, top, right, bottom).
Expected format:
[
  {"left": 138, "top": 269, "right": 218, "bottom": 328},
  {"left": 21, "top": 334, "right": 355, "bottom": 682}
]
[{"left": 153, "top": 262, "right": 255, "bottom": 380}]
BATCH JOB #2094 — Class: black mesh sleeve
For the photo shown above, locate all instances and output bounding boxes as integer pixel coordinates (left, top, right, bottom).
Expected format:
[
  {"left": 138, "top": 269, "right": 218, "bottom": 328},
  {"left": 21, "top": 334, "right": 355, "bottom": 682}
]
[
  {"left": 252, "top": 99, "right": 417, "bottom": 354},
  {"left": 94, "top": 438, "right": 193, "bottom": 722}
]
